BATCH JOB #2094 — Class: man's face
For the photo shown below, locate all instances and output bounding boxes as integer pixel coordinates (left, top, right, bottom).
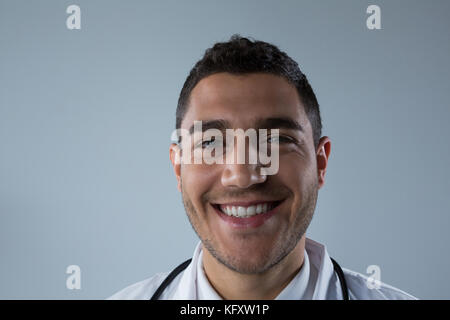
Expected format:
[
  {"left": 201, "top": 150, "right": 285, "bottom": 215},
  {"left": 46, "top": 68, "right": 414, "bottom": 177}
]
[{"left": 170, "top": 72, "right": 329, "bottom": 274}]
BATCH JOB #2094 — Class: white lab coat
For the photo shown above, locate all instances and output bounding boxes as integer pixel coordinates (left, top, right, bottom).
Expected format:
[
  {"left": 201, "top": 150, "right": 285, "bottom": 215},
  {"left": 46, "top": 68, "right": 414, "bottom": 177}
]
[{"left": 107, "top": 237, "right": 417, "bottom": 300}]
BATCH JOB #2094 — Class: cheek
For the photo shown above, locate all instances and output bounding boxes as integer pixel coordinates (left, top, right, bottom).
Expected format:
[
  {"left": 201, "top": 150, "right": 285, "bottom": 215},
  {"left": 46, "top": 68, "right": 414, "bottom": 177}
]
[
  {"left": 181, "top": 164, "right": 219, "bottom": 207},
  {"left": 277, "top": 153, "right": 312, "bottom": 181},
  {"left": 277, "top": 154, "right": 316, "bottom": 198}
]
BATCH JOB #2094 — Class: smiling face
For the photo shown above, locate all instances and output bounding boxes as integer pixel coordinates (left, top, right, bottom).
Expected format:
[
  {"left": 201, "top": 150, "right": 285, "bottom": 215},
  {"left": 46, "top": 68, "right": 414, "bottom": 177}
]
[{"left": 170, "top": 72, "right": 329, "bottom": 274}]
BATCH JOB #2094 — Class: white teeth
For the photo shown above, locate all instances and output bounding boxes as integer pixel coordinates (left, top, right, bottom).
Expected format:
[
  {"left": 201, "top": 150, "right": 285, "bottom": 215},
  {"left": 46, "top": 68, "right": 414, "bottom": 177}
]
[
  {"left": 237, "top": 206, "right": 246, "bottom": 216},
  {"left": 256, "top": 204, "right": 262, "bottom": 214},
  {"left": 219, "top": 202, "right": 277, "bottom": 218},
  {"left": 247, "top": 205, "right": 256, "bottom": 216}
]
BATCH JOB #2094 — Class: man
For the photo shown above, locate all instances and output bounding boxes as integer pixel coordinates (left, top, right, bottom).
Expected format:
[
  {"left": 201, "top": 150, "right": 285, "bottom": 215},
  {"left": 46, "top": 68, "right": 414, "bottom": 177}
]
[{"left": 108, "top": 35, "right": 417, "bottom": 300}]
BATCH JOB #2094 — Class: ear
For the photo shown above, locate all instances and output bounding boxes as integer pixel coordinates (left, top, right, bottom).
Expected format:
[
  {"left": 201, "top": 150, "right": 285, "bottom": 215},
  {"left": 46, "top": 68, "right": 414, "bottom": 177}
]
[
  {"left": 169, "top": 143, "right": 182, "bottom": 192},
  {"left": 316, "top": 136, "right": 331, "bottom": 189}
]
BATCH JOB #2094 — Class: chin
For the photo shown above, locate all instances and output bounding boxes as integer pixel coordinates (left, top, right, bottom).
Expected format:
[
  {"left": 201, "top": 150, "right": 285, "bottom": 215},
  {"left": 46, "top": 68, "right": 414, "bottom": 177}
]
[
  {"left": 219, "top": 244, "right": 275, "bottom": 274},
  {"left": 224, "top": 255, "right": 274, "bottom": 274}
]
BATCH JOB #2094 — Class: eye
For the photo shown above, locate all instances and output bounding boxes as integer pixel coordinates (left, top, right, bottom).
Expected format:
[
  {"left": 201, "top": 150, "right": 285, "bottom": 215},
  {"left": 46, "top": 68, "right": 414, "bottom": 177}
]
[
  {"left": 202, "top": 139, "right": 215, "bottom": 148},
  {"left": 197, "top": 137, "right": 223, "bottom": 149},
  {"left": 267, "top": 135, "right": 293, "bottom": 144}
]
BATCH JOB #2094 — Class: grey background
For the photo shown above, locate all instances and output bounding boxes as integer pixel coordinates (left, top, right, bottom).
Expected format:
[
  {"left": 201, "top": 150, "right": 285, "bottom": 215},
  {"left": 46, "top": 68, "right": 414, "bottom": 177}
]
[{"left": 1, "top": 0, "right": 449, "bottom": 299}]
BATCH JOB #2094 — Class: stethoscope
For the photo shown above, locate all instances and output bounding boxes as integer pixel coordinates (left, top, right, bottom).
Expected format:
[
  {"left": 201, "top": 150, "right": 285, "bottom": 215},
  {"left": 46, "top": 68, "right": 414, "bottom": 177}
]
[{"left": 150, "top": 257, "right": 349, "bottom": 300}]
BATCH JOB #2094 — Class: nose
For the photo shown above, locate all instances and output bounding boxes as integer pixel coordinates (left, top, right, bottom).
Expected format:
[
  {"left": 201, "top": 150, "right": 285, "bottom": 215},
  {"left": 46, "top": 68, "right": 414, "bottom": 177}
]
[{"left": 221, "top": 163, "right": 267, "bottom": 188}]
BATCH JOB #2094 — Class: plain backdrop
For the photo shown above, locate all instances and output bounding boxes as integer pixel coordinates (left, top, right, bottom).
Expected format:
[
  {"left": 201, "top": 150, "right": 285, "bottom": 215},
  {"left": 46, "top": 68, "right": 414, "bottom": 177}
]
[{"left": 1, "top": 0, "right": 449, "bottom": 299}]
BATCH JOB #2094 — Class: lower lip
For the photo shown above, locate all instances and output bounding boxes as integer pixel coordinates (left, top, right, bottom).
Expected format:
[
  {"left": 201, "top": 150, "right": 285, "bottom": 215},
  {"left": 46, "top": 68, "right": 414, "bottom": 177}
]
[{"left": 212, "top": 203, "right": 281, "bottom": 229}]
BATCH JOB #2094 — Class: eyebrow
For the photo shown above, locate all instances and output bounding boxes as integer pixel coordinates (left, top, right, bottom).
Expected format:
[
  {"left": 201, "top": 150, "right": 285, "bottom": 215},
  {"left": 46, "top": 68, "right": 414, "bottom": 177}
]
[
  {"left": 187, "top": 117, "right": 304, "bottom": 135},
  {"left": 188, "top": 119, "right": 230, "bottom": 135},
  {"left": 255, "top": 117, "right": 304, "bottom": 133}
]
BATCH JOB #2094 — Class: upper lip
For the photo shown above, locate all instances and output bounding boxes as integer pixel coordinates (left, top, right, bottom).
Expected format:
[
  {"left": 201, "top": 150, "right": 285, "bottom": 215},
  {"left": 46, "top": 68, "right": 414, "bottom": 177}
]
[{"left": 212, "top": 199, "right": 283, "bottom": 207}]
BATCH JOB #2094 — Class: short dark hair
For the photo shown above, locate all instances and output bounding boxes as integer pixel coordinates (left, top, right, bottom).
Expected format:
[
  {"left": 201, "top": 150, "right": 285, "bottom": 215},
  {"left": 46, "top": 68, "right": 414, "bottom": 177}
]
[{"left": 176, "top": 34, "right": 322, "bottom": 149}]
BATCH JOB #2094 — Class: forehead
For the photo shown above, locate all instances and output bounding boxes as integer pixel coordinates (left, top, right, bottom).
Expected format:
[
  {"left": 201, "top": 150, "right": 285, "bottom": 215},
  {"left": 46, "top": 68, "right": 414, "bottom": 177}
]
[{"left": 182, "top": 72, "right": 310, "bottom": 131}]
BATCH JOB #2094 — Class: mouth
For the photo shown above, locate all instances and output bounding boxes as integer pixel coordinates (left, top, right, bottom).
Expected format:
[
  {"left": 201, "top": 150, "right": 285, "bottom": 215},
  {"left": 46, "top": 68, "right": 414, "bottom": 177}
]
[
  {"left": 212, "top": 200, "right": 282, "bottom": 217},
  {"left": 211, "top": 200, "right": 284, "bottom": 229}
]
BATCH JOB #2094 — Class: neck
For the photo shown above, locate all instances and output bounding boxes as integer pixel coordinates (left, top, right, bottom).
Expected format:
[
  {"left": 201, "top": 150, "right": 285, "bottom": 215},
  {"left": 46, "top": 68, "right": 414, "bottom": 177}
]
[{"left": 202, "top": 236, "right": 306, "bottom": 300}]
